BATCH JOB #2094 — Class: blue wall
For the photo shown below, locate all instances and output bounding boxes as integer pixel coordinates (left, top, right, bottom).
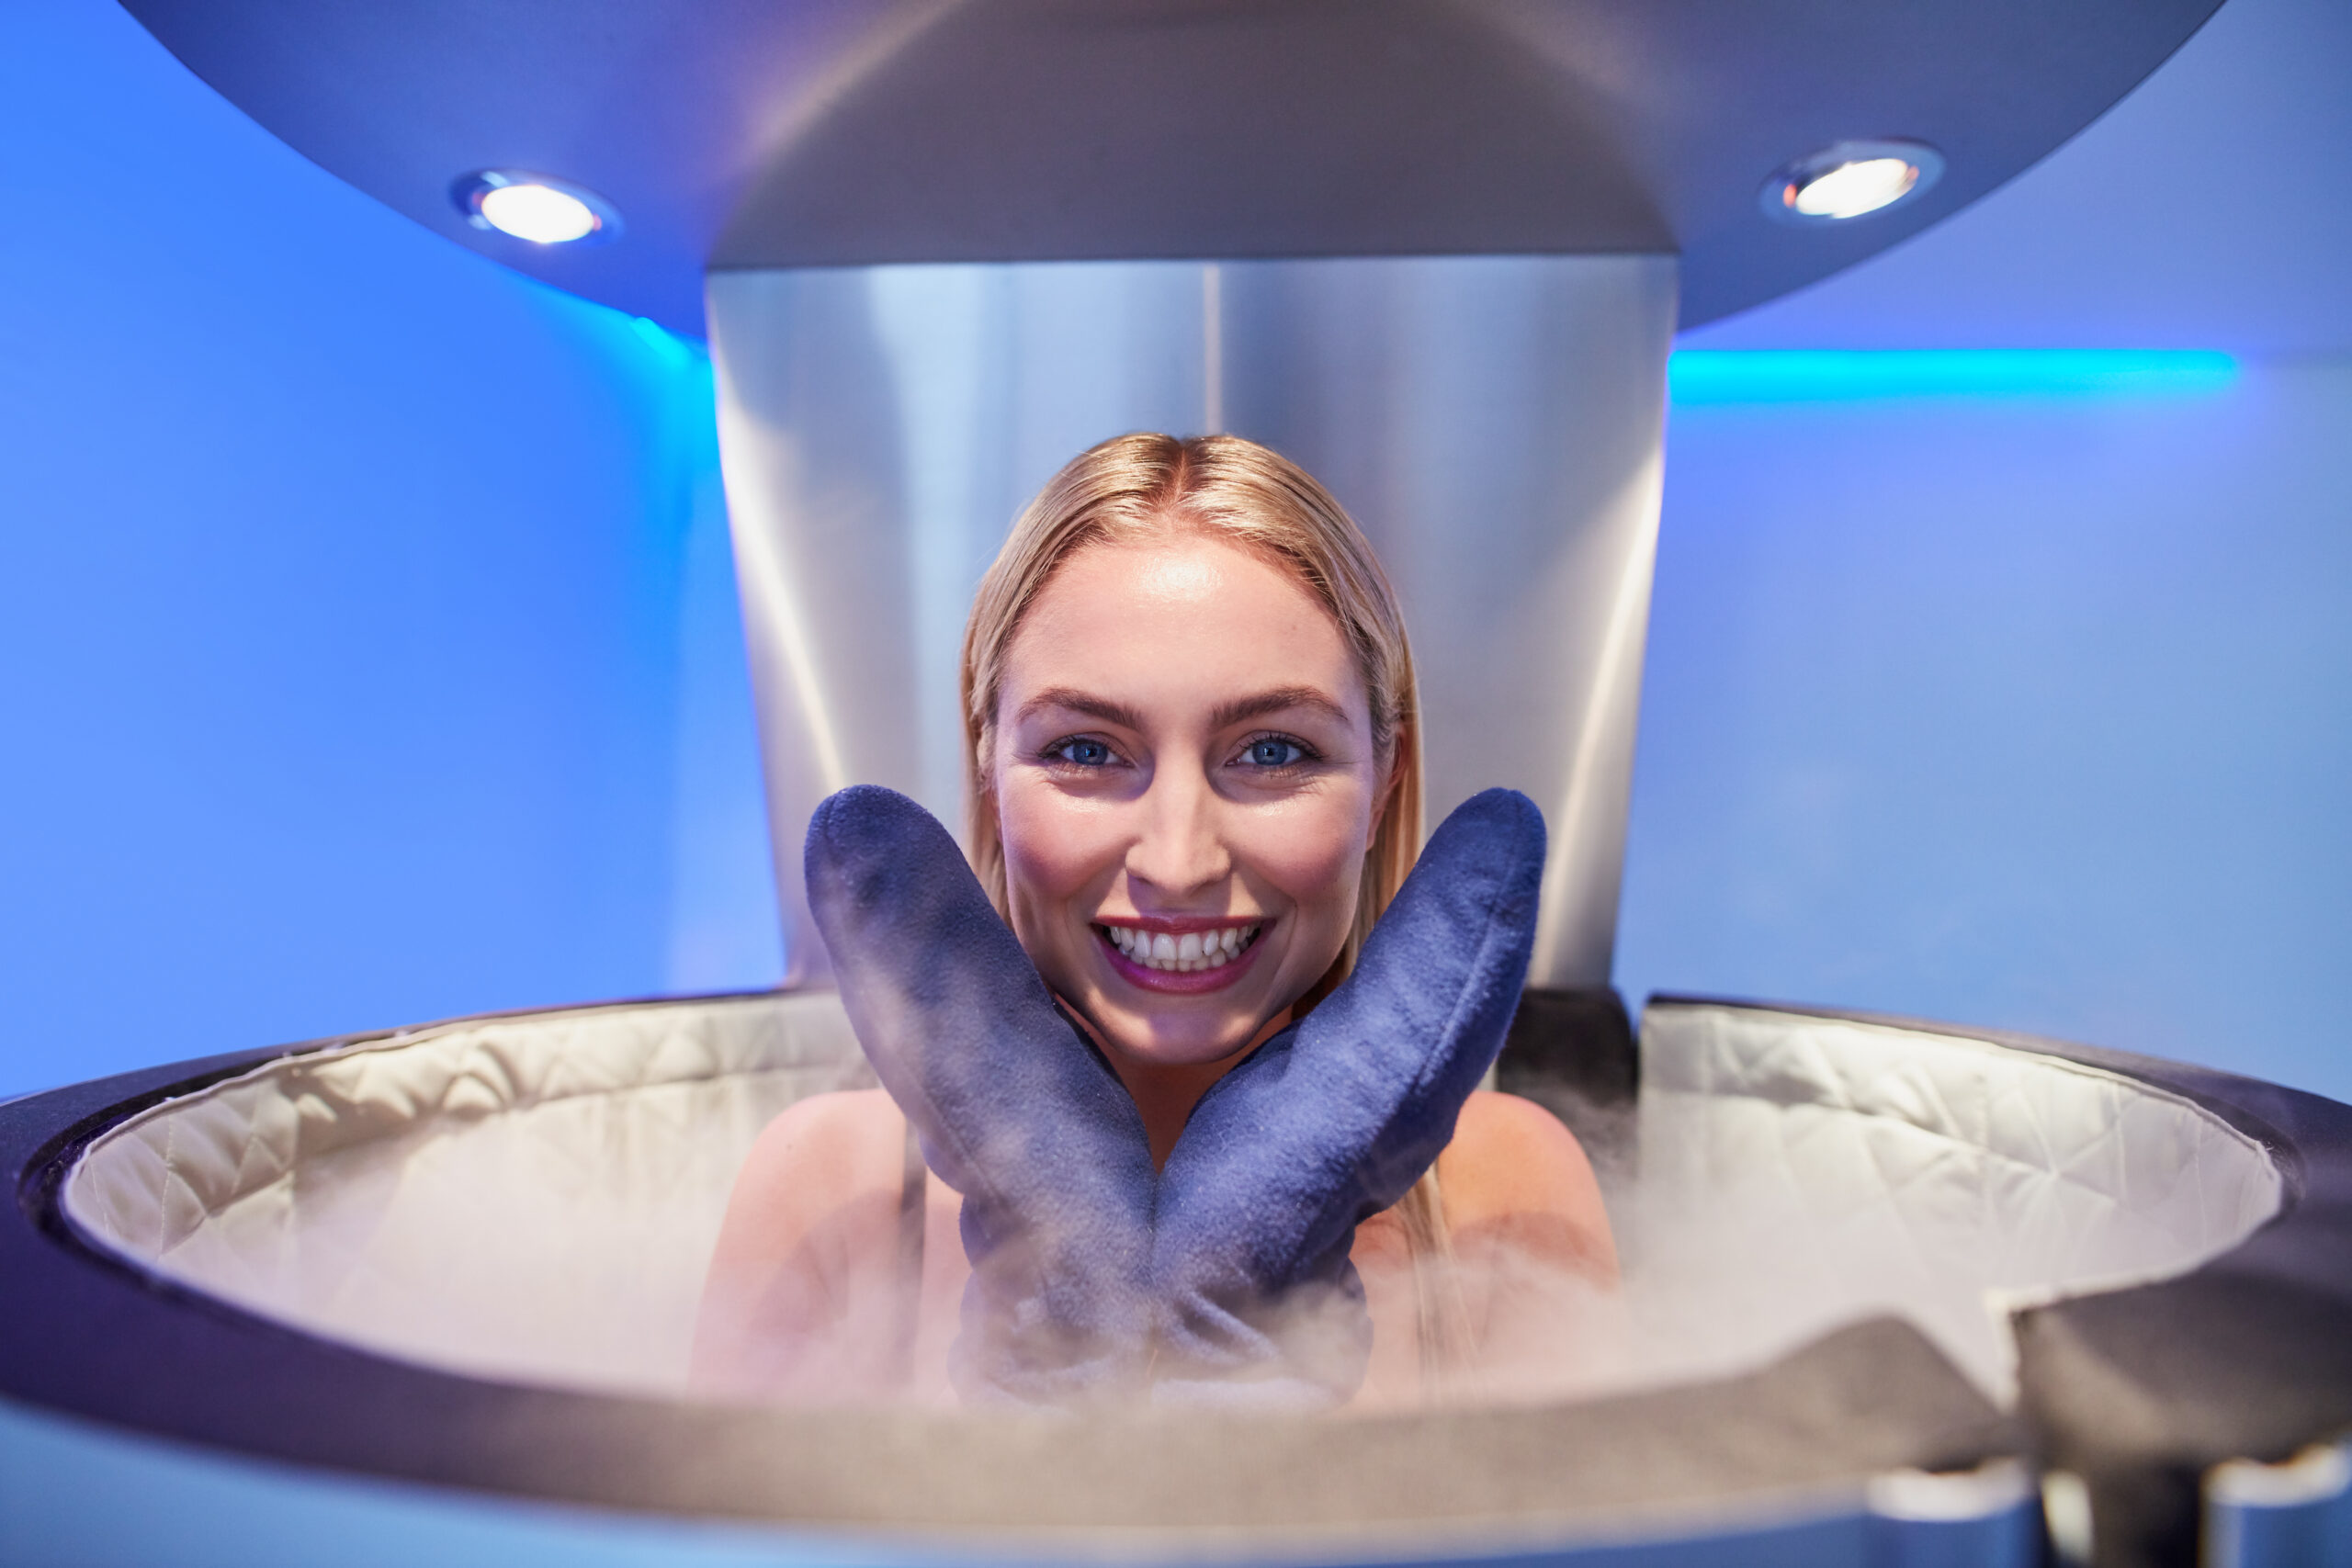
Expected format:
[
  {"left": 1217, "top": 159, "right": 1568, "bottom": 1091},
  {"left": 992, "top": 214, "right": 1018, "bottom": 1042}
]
[
  {"left": 1615, "top": 362, "right": 2352, "bottom": 1103},
  {"left": 2, "top": 0, "right": 2343, "bottom": 1107},
  {"left": 0, "top": 0, "right": 776, "bottom": 1096}
]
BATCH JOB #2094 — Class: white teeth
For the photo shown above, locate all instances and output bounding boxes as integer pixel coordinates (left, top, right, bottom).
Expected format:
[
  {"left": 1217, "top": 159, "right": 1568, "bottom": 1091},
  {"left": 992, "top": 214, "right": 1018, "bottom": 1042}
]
[{"left": 1102, "top": 922, "right": 1262, "bottom": 973}]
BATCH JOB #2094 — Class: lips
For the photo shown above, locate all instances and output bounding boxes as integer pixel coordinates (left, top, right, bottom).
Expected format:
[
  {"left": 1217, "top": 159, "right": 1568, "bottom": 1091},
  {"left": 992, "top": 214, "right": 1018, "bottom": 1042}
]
[{"left": 1095, "top": 919, "right": 1265, "bottom": 994}]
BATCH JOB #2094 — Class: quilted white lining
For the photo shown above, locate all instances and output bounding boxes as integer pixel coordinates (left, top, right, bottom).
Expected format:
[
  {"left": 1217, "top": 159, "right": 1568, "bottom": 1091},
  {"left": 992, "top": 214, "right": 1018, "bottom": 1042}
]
[
  {"left": 61, "top": 993, "right": 2281, "bottom": 1404},
  {"left": 1621, "top": 1004, "right": 2282, "bottom": 1400},
  {"left": 63, "top": 993, "right": 870, "bottom": 1393}
]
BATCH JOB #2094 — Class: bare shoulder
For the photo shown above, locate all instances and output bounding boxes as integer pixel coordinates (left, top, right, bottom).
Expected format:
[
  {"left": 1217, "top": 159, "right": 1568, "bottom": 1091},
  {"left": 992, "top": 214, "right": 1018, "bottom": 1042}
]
[
  {"left": 746, "top": 1085, "right": 905, "bottom": 1161},
  {"left": 719, "top": 1088, "right": 906, "bottom": 1236},
  {"left": 1436, "top": 1090, "right": 1617, "bottom": 1278},
  {"left": 1439, "top": 1090, "right": 1598, "bottom": 1212},
  {"left": 695, "top": 1088, "right": 916, "bottom": 1393}
]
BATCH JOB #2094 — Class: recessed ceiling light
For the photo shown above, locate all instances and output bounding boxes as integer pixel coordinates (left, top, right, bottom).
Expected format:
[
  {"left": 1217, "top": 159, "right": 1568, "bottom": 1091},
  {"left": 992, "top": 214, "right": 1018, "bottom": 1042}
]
[
  {"left": 1761, "top": 141, "right": 1945, "bottom": 224},
  {"left": 451, "top": 170, "right": 621, "bottom": 245}
]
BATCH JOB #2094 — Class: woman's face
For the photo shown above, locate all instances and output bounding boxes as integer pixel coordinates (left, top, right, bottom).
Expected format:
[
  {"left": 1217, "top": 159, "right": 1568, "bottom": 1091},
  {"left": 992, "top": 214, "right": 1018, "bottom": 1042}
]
[{"left": 990, "top": 528, "right": 1388, "bottom": 1073}]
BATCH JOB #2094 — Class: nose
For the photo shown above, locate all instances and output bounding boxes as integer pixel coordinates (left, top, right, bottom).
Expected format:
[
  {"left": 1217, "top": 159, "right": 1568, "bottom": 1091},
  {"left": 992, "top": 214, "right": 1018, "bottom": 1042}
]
[{"left": 1124, "top": 762, "right": 1231, "bottom": 902}]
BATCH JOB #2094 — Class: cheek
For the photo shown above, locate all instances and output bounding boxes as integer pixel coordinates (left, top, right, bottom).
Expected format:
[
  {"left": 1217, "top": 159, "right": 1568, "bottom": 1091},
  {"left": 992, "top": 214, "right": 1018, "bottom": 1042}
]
[
  {"left": 995, "top": 774, "right": 1120, "bottom": 915},
  {"left": 1238, "top": 795, "right": 1374, "bottom": 920}
]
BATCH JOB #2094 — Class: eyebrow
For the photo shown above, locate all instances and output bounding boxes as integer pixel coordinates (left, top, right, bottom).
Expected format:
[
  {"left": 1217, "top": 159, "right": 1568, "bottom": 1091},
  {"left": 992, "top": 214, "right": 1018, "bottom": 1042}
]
[
  {"left": 1014, "top": 688, "right": 1148, "bottom": 731},
  {"left": 1209, "top": 686, "right": 1351, "bottom": 730},
  {"left": 1013, "top": 685, "right": 1351, "bottom": 732}
]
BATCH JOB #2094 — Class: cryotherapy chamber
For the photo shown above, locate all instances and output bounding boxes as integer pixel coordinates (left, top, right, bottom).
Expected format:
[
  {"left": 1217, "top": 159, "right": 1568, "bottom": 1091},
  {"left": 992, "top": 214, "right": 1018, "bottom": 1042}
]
[{"left": 6, "top": 5, "right": 2352, "bottom": 1567}]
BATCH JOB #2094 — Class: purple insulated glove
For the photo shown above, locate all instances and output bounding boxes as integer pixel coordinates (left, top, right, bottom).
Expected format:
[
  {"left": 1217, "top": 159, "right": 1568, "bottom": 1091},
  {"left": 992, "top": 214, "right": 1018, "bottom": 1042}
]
[
  {"left": 806, "top": 784, "right": 1545, "bottom": 1412},
  {"left": 803, "top": 786, "right": 1158, "bottom": 1405},
  {"left": 1149, "top": 789, "right": 1546, "bottom": 1408}
]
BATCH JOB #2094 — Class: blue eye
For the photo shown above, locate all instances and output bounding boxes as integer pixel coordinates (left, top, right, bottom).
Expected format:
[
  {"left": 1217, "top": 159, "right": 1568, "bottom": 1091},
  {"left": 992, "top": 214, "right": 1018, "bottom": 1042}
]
[
  {"left": 1244, "top": 738, "right": 1306, "bottom": 768},
  {"left": 1054, "top": 738, "right": 1114, "bottom": 767}
]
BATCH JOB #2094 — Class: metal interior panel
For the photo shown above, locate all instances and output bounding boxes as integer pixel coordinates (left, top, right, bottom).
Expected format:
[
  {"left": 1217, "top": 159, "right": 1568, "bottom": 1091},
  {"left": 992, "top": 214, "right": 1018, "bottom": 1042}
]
[{"left": 708, "top": 254, "right": 1676, "bottom": 987}]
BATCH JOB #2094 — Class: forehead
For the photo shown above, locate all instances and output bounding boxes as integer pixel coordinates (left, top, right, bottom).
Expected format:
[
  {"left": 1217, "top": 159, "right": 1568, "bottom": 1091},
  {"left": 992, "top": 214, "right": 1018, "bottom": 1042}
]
[{"left": 1002, "top": 533, "right": 1366, "bottom": 712}]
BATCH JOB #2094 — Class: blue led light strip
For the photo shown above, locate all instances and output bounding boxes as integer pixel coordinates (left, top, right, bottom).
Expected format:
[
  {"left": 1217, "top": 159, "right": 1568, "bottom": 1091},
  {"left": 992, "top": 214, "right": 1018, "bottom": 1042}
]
[{"left": 1668, "top": 350, "right": 2239, "bottom": 404}]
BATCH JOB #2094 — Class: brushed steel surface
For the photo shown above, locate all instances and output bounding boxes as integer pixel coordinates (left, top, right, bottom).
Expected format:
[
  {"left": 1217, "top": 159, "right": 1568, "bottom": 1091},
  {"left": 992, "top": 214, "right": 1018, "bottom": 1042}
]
[{"left": 710, "top": 254, "right": 1675, "bottom": 987}]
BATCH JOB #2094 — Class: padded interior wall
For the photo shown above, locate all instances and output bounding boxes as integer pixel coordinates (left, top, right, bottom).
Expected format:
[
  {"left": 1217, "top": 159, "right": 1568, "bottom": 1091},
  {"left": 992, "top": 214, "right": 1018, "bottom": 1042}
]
[
  {"left": 1629, "top": 1004, "right": 2282, "bottom": 1401},
  {"left": 65, "top": 996, "right": 869, "bottom": 1393},
  {"left": 63, "top": 995, "right": 2278, "bottom": 1404}
]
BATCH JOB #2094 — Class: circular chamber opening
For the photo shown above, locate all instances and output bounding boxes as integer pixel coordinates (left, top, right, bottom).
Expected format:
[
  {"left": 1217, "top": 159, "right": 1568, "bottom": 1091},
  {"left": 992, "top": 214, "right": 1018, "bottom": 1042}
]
[
  {"left": 451, "top": 170, "right": 621, "bottom": 244},
  {"left": 12, "top": 989, "right": 2346, "bottom": 1559},
  {"left": 1761, "top": 140, "right": 1946, "bottom": 223},
  {"left": 59, "top": 994, "right": 2281, "bottom": 1409}
]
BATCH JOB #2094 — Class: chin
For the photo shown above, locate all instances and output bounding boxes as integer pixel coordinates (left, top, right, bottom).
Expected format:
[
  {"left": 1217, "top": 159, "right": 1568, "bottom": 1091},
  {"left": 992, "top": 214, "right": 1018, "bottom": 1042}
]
[{"left": 1100, "top": 1005, "right": 1269, "bottom": 1068}]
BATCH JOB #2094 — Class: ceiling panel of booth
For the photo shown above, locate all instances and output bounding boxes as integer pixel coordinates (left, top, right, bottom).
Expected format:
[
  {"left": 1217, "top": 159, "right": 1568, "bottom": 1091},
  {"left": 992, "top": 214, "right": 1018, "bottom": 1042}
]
[
  {"left": 1683, "top": 0, "right": 2352, "bottom": 354},
  {"left": 116, "top": 0, "right": 2219, "bottom": 337}
]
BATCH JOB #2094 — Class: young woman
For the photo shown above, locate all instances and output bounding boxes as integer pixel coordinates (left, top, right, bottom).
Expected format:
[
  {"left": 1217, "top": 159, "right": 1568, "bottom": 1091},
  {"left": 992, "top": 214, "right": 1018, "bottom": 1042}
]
[{"left": 693, "top": 433, "right": 1615, "bottom": 1409}]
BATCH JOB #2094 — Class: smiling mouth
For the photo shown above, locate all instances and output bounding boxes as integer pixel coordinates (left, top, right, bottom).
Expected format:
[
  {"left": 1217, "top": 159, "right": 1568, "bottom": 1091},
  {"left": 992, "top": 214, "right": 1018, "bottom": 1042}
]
[{"left": 1096, "top": 921, "right": 1263, "bottom": 975}]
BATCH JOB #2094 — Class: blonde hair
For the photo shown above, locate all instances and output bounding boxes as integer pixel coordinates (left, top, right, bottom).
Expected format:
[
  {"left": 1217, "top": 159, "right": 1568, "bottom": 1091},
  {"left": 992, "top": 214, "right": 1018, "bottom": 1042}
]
[{"left": 959, "top": 432, "right": 1470, "bottom": 1387}]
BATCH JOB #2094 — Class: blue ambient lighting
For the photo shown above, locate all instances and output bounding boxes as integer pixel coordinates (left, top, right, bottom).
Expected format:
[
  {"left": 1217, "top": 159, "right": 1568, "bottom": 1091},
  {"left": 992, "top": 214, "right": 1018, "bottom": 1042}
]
[
  {"left": 1669, "top": 351, "right": 2241, "bottom": 405},
  {"left": 629, "top": 315, "right": 694, "bottom": 366}
]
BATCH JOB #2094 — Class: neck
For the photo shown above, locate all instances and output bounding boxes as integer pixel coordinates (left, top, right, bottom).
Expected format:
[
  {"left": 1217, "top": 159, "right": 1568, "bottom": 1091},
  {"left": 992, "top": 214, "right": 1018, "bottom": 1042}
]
[{"left": 1060, "top": 1003, "right": 1294, "bottom": 1170}]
